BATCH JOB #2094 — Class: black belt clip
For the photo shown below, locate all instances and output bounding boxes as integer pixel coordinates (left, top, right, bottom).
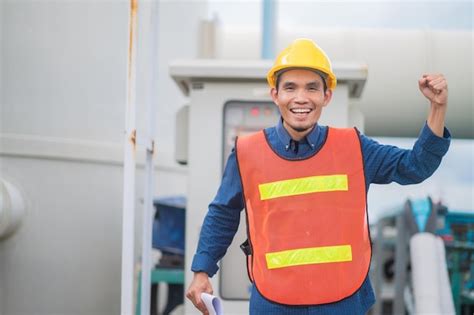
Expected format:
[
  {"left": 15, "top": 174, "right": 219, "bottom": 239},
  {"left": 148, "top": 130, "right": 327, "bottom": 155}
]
[{"left": 240, "top": 239, "right": 252, "bottom": 256}]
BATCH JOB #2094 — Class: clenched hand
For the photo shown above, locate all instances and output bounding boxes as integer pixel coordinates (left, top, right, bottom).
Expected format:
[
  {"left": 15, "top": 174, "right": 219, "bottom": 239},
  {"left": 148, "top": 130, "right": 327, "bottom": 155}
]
[{"left": 418, "top": 74, "right": 448, "bottom": 108}]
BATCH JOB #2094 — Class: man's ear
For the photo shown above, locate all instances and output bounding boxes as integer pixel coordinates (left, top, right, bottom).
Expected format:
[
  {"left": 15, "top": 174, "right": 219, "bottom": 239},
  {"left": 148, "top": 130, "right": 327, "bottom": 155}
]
[
  {"left": 270, "top": 87, "right": 278, "bottom": 103},
  {"left": 322, "top": 89, "right": 333, "bottom": 107}
]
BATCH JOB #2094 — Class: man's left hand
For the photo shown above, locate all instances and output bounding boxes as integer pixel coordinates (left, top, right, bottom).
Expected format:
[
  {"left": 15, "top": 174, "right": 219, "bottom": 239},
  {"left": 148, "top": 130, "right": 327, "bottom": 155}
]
[{"left": 418, "top": 74, "right": 448, "bottom": 108}]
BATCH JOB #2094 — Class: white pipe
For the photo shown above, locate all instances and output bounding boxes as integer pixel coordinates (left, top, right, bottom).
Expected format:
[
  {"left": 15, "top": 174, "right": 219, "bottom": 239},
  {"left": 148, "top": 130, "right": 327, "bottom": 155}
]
[
  {"left": 410, "top": 233, "right": 455, "bottom": 315},
  {"left": 0, "top": 179, "right": 25, "bottom": 240},
  {"left": 140, "top": 147, "right": 154, "bottom": 315},
  {"left": 436, "top": 235, "right": 456, "bottom": 314},
  {"left": 121, "top": 0, "right": 138, "bottom": 314},
  {"left": 261, "top": 0, "right": 276, "bottom": 59},
  {"left": 140, "top": 0, "right": 159, "bottom": 313}
]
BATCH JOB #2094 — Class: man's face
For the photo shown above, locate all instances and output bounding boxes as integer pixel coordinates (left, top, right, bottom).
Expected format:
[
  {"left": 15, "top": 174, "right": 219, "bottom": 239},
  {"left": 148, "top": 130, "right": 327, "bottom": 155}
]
[{"left": 271, "top": 69, "right": 332, "bottom": 140}]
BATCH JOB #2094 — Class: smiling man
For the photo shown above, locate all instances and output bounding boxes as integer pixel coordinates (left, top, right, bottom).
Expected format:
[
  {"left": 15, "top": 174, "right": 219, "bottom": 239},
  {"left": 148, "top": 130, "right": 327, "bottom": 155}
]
[{"left": 186, "top": 38, "right": 450, "bottom": 314}]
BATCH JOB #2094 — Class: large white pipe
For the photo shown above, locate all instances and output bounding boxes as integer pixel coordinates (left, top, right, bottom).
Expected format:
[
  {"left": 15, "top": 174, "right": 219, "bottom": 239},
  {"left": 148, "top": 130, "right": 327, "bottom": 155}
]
[
  {"left": 0, "top": 179, "right": 25, "bottom": 239},
  {"left": 410, "top": 233, "right": 455, "bottom": 315},
  {"left": 436, "top": 236, "right": 456, "bottom": 314}
]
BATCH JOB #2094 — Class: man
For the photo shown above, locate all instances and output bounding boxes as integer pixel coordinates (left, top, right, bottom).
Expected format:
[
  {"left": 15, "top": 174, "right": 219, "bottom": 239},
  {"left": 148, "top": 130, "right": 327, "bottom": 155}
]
[{"left": 186, "top": 38, "right": 450, "bottom": 314}]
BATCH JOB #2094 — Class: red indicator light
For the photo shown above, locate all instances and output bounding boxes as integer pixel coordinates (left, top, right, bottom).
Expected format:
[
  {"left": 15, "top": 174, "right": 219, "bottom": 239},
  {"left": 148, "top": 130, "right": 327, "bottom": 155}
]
[{"left": 250, "top": 107, "right": 260, "bottom": 117}]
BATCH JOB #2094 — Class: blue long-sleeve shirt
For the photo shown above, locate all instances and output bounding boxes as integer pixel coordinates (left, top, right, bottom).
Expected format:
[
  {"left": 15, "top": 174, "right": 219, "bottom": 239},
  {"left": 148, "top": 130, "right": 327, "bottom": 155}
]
[{"left": 192, "top": 119, "right": 450, "bottom": 314}]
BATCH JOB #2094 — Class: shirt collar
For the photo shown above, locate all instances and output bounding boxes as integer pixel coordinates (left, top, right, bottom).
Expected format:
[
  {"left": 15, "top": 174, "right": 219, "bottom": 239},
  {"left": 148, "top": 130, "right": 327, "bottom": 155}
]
[{"left": 276, "top": 117, "right": 318, "bottom": 151}]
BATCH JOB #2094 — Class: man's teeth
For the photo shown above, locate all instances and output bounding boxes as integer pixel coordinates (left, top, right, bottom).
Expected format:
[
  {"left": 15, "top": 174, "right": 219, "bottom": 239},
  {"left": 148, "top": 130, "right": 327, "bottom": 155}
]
[{"left": 291, "top": 108, "right": 311, "bottom": 113}]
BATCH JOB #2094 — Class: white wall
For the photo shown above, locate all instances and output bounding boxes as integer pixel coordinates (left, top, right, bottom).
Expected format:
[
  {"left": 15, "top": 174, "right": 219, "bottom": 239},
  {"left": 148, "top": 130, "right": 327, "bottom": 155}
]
[
  {"left": 0, "top": 0, "right": 206, "bottom": 314},
  {"left": 0, "top": 157, "right": 125, "bottom": 315},
  {"left": 1, "top": 1, "right": 126, "bottom": 142}
]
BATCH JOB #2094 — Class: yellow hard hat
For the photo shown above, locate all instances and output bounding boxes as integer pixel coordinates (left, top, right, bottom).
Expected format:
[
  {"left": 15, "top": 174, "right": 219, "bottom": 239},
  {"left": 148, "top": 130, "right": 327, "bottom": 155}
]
[{"left": 267, "top": 38, "right": 337, "bottom": 90}]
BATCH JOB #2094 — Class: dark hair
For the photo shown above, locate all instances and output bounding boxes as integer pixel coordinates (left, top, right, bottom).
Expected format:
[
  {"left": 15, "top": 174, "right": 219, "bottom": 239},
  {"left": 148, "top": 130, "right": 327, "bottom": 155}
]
[{"left": 275, "top": 68, "right": 328, "bottom": 92}]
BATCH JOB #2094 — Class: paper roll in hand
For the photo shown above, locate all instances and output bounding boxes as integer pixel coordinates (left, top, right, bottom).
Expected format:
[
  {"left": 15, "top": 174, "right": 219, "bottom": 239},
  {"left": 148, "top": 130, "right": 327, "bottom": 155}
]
[{"left": 200, "top": 293, "right": 223, "bottom": 315}]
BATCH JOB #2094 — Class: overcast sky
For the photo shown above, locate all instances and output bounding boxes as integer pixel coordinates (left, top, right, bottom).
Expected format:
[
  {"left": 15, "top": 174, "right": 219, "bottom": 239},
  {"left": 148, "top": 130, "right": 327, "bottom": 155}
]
[{"left": 208, "top": 0, "right": 473, "bottom": 30}]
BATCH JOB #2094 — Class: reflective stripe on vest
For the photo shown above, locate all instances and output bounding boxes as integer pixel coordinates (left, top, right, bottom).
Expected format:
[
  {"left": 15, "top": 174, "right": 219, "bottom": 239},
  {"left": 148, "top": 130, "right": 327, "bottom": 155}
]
[
  {"left": 266, "top": 244, "right": 353, "bottom": 269},
  {"left": 259, "top": 174, "right": 348, "bottom": 200},
  {"left": 236, "top": 127, "right": 371, "bottom": 306}
]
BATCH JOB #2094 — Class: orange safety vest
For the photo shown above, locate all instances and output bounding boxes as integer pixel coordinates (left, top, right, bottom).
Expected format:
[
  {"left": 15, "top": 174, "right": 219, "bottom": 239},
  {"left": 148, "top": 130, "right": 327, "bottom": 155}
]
[{"left": 236, "top": 127, "right": 371, "bottom": 305}]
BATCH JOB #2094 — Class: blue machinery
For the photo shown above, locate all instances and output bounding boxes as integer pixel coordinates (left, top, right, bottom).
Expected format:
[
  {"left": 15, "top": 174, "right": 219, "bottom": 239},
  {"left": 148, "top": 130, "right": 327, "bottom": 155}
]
[{"left": 372, "top": 197, "right": 474, "bottom": 314}]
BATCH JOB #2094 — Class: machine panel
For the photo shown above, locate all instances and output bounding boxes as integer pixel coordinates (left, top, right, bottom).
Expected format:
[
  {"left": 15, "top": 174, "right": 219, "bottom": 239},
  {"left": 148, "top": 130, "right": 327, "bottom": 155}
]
[{"left": 220, "top": 100, "right": 280, "bottom": 300}]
